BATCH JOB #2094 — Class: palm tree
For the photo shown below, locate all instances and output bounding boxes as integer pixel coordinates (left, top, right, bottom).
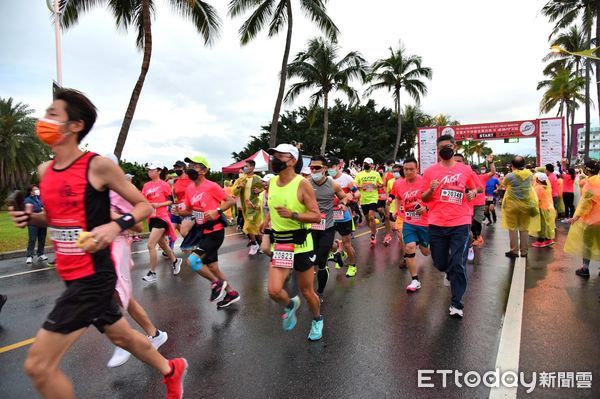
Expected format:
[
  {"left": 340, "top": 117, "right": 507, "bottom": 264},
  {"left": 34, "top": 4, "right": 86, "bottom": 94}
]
[
  {"left": 365, "top": 43, "right": 432, "bottom": 160},
  {"left": 542, "top": 0, "right": 595, "bottom": 161},
  {"left": 60, "top": 0, "right": 221, "bottom": 159},
  {"left": 228, "top": 0, "right": 339, "bottom": 149},
  {"left": 0, "top": 98, "right": 51, "bottom": 194},
  {"left": 284, "top": 37, "right": 366, "bottom": 155},
  {"left": 429, "top": 113, "right": 460, "bottom": 127}
]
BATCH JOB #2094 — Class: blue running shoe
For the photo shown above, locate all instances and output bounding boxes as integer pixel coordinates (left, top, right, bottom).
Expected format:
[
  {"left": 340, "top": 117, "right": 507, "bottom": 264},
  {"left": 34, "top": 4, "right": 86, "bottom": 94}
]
[
  {"left": 282, "top": 296, "right": 300, "bottom": 331},
  {"left": 308, "top": 318, "right": 324, "bottom": 341}
]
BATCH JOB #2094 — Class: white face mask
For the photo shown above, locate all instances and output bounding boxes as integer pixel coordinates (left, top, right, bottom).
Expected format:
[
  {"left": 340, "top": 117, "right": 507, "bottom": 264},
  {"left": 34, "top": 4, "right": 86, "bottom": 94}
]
[
  {"left": 311, "top": 172, "right": 324, "bottom": 182},
  {"left": 34, "top": 189, "right": 40, "bottom": 196}
]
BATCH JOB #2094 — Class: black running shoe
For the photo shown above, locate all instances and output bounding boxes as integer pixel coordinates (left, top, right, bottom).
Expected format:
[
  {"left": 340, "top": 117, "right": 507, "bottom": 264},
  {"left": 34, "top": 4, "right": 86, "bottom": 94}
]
[
  {"left": 575, "top": 267, "right": 590, "bottom": 278},
  {"left": 210, "top": 280, "right": 228, "bottom": 302},
  {"left": 217, "top": 291, "right": 240, "bottom": 308}
]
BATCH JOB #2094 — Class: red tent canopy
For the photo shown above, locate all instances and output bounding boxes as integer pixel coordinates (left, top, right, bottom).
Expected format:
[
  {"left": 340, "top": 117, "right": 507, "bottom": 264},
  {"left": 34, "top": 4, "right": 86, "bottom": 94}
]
[{"left": 221, "top": 149, "right": 270, "bottom": 174}]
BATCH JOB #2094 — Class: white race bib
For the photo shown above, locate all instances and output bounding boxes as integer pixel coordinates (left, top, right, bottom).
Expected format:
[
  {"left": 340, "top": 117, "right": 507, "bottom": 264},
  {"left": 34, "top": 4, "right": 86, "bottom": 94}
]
[{"left": 49, "top": 227, "right": 85, "bottom": 256}]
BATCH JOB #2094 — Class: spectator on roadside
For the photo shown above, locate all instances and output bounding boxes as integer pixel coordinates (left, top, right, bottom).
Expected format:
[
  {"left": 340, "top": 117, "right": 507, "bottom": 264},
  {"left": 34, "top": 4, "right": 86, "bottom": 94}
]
[{"left": 24, "top": 185, "right": 48, "bottom": 265}]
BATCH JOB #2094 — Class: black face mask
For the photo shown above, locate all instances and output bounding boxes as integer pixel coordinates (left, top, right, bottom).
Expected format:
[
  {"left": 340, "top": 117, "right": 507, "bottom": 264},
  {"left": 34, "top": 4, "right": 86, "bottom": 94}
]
[
  {"left": 363, "top": 163, "right": 371, "bottom": 170},
  {"left": 271, "top": 158, "right": 288, "bottom": 174},
  {"left": 174, "top": 170, "right": 183, "bottom": 176},
  {"left": 186, "top": 169, "right": 199, "bottom": 181},
  {"left": 439, "top": 147, "right": 454, "bottom": 160}
]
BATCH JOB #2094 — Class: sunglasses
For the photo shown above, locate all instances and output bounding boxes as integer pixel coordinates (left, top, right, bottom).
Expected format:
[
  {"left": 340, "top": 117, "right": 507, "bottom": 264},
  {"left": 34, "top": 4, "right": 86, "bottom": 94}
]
[{"left": 309, "top": 165, "right": 324, "bottom": 171}]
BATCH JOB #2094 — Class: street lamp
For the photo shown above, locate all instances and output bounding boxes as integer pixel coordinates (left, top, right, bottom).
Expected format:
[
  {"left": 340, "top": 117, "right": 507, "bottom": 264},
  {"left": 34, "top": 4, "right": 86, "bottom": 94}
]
[{"left": 45, "top": 0, "right": 62, "bottom": 86}]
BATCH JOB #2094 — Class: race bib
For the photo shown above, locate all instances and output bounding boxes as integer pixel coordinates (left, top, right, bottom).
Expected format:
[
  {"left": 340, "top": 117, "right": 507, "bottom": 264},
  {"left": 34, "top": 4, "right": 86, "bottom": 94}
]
[
  {"left": 271, "top": 243, "right": 295, "bottom": 268},
  {"left": 486, "top": 195, "right": 494, "bottom": 202},
  {"left": 333, "top": 209, "right": 345, "bottom": 221},
  {"left": 440, "top": 188, "right": 464, "bottom": 205},
  {"left": 49, "top": 227, "right": 85, "bottom": 256},
  {"left": 405, "top": 211, "right": 421, "bottom": 222},
  {"left": 193, "top": 211, "right": 205, "bottom": 225},
  {"left": 311, "top": 213, "right": 327, "bottom": 231},
  {"left": 364, "top": 184, "right": 376, "bottom": 192}
]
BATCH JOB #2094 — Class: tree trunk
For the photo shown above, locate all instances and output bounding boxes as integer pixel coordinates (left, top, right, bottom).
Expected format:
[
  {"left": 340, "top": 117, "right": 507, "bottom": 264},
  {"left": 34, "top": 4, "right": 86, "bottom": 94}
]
[
  {"left": 584, "top": 9, "right": 592, "bottom": 161},
  {"left": 392, "top": 89, "right": 401, "bottom": 160},
  {"left": 569, "top": 97, "right": 575, "bottom": 164},
  {"left": 113, "top": 0, "right": 152, "bottom": 159},
  {"left": 320, "top": 92, "right": 329, "bottom": 155},
  {"left": 269, "top": 1, "right": 293, "bottom": 148},
  {"left": 596, "top": 0, "right": 600, "bottom": 160},
  {"left": 565, "top": 105, "right": 570, "bottom": 163}
]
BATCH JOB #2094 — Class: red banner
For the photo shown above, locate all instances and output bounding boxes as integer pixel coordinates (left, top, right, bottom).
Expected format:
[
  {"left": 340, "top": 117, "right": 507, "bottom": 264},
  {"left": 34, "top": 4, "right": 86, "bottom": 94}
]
[{"left": 437, "top": 120, "right": 537, "bottom": 140}]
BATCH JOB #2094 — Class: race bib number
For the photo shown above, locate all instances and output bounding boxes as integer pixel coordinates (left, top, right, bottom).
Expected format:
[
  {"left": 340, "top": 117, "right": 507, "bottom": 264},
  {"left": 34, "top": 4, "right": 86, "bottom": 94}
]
[
  {"left": 333, "top": 209, "right": 345, "bottom": 221},
  {"left": 49, "top": 227, "right": 85, "bottom": 256},
  {"left": 364, "top": 184, "right": 376, "bottom": 192},
  {"left": 311, "top": 213, "right": 327, "bottom": 231},
  {"left": 271, "top": 243, "right": 295, "bottom": 268},
  {"left": 486, "top": 195, "right": 494, "bottom": 202},
  {"left": 440, "top": 188, "right": 464, "bottom": 205},
  {"left": 405, "top": 211, "right": 421, "bottom": 222},
  {"left": 193, "top": 211, "right": 205, "bottom": 225}
]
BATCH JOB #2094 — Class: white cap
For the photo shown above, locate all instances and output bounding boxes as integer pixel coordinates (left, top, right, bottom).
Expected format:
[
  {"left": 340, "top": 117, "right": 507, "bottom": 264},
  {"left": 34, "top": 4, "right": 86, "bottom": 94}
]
[
  {"left": 301, "top": 166, "right": 311, "bottom": 175},
  {"left": 146, "top": 161, "right": 164, "bottom": 170},
  {"left": 124, "top": 173, "right": 134, "bottom": 180},
  {"left": 105, "top": 153, "right": 119, "bottom": 165},
  {"left": 268, "top": 144, "right": 299, "bottom": 160},
  {"left": 535, "top": 172, "right": 548, "bottom": 182},
  {"left": 363, "top": 157, "right": 374, "bottom": 164},
  {"left": 262, "top": 173, "right": 275, "bottom": 182}
]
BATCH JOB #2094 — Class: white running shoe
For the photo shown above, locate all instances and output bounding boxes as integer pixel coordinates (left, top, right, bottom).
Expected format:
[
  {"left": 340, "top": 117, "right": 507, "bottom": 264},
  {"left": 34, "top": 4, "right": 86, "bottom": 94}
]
[
  {"left": 467, "top": 247, "right": 475, "bottom": 262},
  {"left": 406, "top": 279, "right": 421, "bottom": 292},
  {"left": 38, "top": 254, "right": 48, "bottom": 262},
  {"left": 449, "top": 306, "right": 464, "bottom": 318},
  {"left": 149, "top": 330, "right": 168, "bottom": 349},
  {"left": 248, "top": 244, "right": 260, "bottom": 256},
  {"left": 142, "top": 271, "right": 157, "bottom": 282},
  {"left": 172, "top": 258, "right": 182, "bottom": 275},
  {"left": 107, "top": 346, "right": 131, "bottom": 368},
  {"left": 443, "top": 274, "right": 451, "bottom": 287},
  {"left": 26, "top": 257, "right": 33, "bottom": 264}
]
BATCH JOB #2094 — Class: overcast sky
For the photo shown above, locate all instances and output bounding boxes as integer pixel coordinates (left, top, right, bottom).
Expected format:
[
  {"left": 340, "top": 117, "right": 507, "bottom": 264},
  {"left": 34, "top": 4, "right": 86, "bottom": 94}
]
[{"left": 1, "top": 0, "right": 593, "bottom": 169}]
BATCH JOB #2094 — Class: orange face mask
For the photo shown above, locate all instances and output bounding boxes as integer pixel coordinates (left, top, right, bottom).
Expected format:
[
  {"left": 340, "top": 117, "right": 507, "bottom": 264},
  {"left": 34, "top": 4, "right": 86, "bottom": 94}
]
[{"left": 35, "top": 118, "right": 66, "bottom": 146}]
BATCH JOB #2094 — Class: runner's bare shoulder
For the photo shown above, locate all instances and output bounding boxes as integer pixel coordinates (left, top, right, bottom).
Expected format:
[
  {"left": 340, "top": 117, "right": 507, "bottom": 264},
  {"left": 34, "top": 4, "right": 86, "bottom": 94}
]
[{"left": 38, "top": 161, "right": 53, "bottom": 179}]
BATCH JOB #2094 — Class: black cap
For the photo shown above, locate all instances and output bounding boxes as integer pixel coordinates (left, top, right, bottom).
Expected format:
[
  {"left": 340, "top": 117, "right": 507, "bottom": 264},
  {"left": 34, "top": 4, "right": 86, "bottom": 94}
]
[
  {"left": 173, "top": 160, "right": 186, "bottom": 168},
  {"left": 327, "top": 156, "right": 340, "bottom": 166}
]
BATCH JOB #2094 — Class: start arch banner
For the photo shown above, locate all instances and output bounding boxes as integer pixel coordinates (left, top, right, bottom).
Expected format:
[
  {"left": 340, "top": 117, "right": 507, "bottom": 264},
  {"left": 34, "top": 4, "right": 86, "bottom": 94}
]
[{"left": 417, "top": 117, "right": 564, "bottom": 171}]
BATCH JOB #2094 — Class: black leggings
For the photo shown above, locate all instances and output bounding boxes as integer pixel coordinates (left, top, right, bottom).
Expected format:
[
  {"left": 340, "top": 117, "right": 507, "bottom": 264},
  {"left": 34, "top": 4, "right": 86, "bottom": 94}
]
[{"left": 563, "top": 192, "right": 575, "bottom": 218}]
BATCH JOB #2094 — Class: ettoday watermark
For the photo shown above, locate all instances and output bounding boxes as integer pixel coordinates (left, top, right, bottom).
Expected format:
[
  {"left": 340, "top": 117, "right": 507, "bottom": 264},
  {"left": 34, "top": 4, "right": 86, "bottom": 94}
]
[{"left": 417, "top": 369, "right": 592, "bottom": 393}]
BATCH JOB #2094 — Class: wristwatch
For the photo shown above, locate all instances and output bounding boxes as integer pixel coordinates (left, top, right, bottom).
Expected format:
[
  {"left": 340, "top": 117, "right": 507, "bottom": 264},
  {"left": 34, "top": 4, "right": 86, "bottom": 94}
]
[{"left": 291, "top": 212, "right": 299, "bottom": 220}]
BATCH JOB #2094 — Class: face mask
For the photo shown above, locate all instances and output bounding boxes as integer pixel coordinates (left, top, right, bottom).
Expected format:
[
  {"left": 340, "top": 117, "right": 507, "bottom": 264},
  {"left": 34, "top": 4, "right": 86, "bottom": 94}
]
[
  {"left": 480, "top": 169, "right": 486, "bottom": 174},
  {"left": 439, "top": 147, "right": 454, "bottom": 160},
  {"left": 311, "top": 172, "right": 323, "bottom": 182},
  {"left": 167, "top": 179, "right": 174, "bottom": 185},
  {"left": 327, "top": 168, "right": 337, "bottom": 177},
  {"left": 271, "top": 158, "right": 288, "bottom": 174},
  {"left": 34, "top": 189, "right": 40, "bottom": 196},
  {"left": 36, "top": 118, "right": 66, "bottom": 146},
  {"left": 242, "top": 167, "right": 250, "bottom": 174},
  {"left": 175, "top": 170, "right": 183, "bottom": 176},
  {"left": 363, "top": 163, "right": 371, "bottom": 170},
  {"left": 385, "top": 166, "right": 392, "bottom": 172},
  {"left": 186, "top": 168, "right": 199, "bottom": 181},
  {"left": 393, "top": 172, "right": 401, "bottom": 179}
]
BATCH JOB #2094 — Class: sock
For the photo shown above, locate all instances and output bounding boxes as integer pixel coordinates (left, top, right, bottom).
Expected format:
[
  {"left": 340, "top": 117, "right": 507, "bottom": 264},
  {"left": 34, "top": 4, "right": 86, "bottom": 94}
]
[
  {"left": 153, "top": 330, "right": 160, "bottom": 338},
  {"left": 412, "top": 275, "right": 419, "bottom": 281},
  {"left": 313, "top": 315, "right": 323, "bottom": 321},
  {"left": 491, "top": 210, "right": 497, "bottom": 222}
]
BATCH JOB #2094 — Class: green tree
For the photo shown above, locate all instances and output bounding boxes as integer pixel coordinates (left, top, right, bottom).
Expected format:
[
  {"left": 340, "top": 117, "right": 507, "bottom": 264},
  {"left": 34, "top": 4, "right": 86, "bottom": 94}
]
[
  {"left": 60, "top": 0, "right": 221, "bottom": 159},
  {"left": 228, "top": 0, "right": 339, "bottom": 149},
  {"left": 0, "top": 98, "right": 51, "bottom": 199},
  {"left": 285, "top": 37, "right": 367, "bottom": 155},
  {"left": 365, "top": 43, "right": 432, "bottom": 160}
]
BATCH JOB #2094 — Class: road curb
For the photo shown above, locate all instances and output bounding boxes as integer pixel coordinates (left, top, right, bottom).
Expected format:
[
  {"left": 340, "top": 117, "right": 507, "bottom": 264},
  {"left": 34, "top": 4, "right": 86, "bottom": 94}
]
[{"left": 0, "top": 233, "right": 151, "bottom": 261}]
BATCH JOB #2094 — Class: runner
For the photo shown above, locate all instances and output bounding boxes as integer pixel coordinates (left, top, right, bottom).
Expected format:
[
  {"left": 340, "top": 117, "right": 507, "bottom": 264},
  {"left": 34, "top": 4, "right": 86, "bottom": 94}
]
[
  {"left": 175, "top": 155, "right": 240, "bottom": 309},
  {"left": 258, "top": 174, "right": 275, "bottom": 255},
  {"left": 9, "top": 88, "right": 187, "bottom": 398},
  {"left": 309, "top": 156, "right": 352, "bottom": 300},
  {"left": 141, "top": 162, "right": 182, "bottom": 283},
  {"left": 470, "top": 155, "right": 497, "bottom": 247},
  {"left": 327, "top": 156, "right": 360, "bottom": 277},
  {"left": 171, "top": 160, "right": 191, "bottom": 235},
  {"left": 387, "top": 163, "right": 404, "bottom": 245},
  {"left": 261, "top": 144, "right": 324, "bottom": 341},
  {"left": 453, "top": 154, "right": 476, "bottom": 262},
  {"left": 104, "top": 154, "right": 168, "bottom": 368},
  {"left": 390, "top": 158, "right": 430, "bottom": 292},
  {"left": 484, "top": 171, "right": 501, "bottom": 225},
  {"left": 355, "top": 157, "right": 383, "bottom": 247},
  {"left": 421, "top": 134, "right": 480, "bottom": 318},
  {"left": 232, "top": 160, "right": 264, "bottom": 255}
]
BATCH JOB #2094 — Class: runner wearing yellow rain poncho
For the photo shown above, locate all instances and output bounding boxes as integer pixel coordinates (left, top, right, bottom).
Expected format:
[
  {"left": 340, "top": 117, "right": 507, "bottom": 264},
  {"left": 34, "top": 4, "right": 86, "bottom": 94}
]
[
  {"left": 530, "top": 173, "right": 556, "bottom": 246},
  {"left": 565, "top": 160, "right": 600, "bottom": 277}
]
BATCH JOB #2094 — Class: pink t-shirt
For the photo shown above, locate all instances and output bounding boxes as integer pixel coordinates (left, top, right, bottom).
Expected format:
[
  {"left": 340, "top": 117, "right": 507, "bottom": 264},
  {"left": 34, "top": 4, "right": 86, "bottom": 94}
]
[
  {"left": 391, "top": 175, "right": 429, "bottom": 227},
  {"left": 562, "top": 173, "right": 574, "bottom": 193},
  {"left": 472, "top": 174, "right": 490, "bottom": 206},
  {"left": 142, "top": 180, "right": 173, "bottom": 219},
  {"left": 548, "top": 173, "right": 558, "bottom": 197},
  {"left": 421, "top": 162, "right": 479, "bottom": 227},
  {"left": 184, "top": 179, "right": 228, "bottom": 234}
]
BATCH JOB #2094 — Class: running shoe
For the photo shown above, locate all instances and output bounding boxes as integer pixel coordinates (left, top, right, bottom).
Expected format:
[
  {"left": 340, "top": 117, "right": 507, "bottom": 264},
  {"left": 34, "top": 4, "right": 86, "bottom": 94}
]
[
  {"left": 248, "top": 243, "right": 260, "bottom": 256},
  {"left": 38, "top": 254, "right": 48, "bottom": 262},
  {"left": 467, "top": 247, "right": 475, "bottom": 262},
  {"left": 346, "top": 265, "right": 357, "bottom": 278},
  {"left": 26, "top": 257, "right": 33, "bottom": 265},
  {"left": 406, "top": 279, "right": 421, "bottom": 292},
  {"left": 282, "top": 296, "right": 301, "bottom": 331},
  {"left": 308, "top": 318, "right": 324, "bottom": 341},
  {"left": 531, "top": 241, "right": 544, "bottom": 248},
  {"left": 575, "top": 267, "right": 590, "bottom": 278},
  {"left": 472, "top": 236, "right": 484, "bottom": 246},
  {"left": 142, "top": 271, "right": 158, "bottom": 282},
  {"left": 217, "top": 291, "right": 241, "bottom": 308},
  {"left": 149, "top": 330, "right": 168, "bottom": 349},
  {"left": 172, "top": 258, "right": 182, "bottom": 275},
  {"left": 520, "top": 252, "right": 528, "bottom": 258},
  {"left": 107, "top": 346, "right": 131, "bottom": 368},
  {"left": 546, "top": 239, "right": 555, "bottom": 246},
  {"left": 210, "top": 280, "right": 228, "bottom": 302},
  {"left": 370, "top": 235, "right": 376, "bottom": 247},
  {"left": 383, "top": 234, "right": 392, "bottom": 246},
  {"left": 505, "top": 251, "right": 518, "bottom": 258},
  {"left": 164, "top": 358, "right": 188, "bottom": 399},
  {"left": 162, "top": 251, "right": 169, "bottom": 258},
  {"left": 333, "top": 252, "right": 344, "bottom": 269},
  {"left": 449, "top": 306, "right": 464, "bottom": 318}
]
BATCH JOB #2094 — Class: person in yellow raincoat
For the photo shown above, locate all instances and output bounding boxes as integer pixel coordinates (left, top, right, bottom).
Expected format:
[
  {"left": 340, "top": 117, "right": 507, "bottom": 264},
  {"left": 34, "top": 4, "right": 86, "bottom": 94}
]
[
  {"left": 232, "top": 160, "right": 264, "bottom": 255},
  {"left": 565, "top": 160, "right": 600, "bottom": 278},
  {"left": 501, "top": 156, "right": 540, "bottom": 258},
  {"left": 530, "top": 173, "right": 556, "bottom": 247},
  {"left": 556, "top": 175, "right": 565, "bottom": 218},
  {"left": 223, "top": 180, "right": 234, "bottom": 224}
]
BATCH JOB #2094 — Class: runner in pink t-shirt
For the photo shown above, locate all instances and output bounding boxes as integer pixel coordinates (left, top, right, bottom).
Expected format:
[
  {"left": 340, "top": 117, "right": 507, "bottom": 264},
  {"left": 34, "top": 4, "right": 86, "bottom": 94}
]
[
  {"left": 421, "top": 134, "right": 479, "bottom": 318},
  {"left": 470, "top": 155, "right": 497, "bottom": 248}
]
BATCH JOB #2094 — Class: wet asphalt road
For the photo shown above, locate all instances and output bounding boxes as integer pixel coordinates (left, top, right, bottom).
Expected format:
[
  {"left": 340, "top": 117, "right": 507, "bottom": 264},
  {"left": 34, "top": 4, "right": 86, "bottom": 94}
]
[{"left": 0, "top": 219, "right": 599, "bottom": 398}]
